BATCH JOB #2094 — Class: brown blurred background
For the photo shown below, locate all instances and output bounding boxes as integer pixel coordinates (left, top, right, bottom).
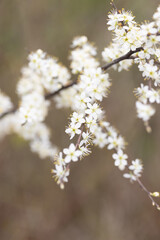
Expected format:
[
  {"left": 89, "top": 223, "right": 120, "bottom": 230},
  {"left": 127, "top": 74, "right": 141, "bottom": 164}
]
[{"left": 0, "top": 0, "right": 160, "bottom": 239}]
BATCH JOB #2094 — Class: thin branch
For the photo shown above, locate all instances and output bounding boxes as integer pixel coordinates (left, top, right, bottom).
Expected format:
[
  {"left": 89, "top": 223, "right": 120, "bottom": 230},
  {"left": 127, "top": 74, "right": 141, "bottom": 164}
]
[
  {"left": 0, "top": 107, "right": 17, "bottom": 120},
  {"left": 75, "top": 124, "right": 85, "bottom": 149},
  {"left": 0, "top": 47, "right": 144, "bottom": 120},
  {"left": 110, "top": 0, "right": 118, "bottom": 12},
  {"left": 45, "top": 81, "right": 76, "bottom": 100},
  {"left": 136, "top": 177, "right": 160, "bottom": 210},
  {"left": 0, "top": 81, "right": 77, "bottom": 120},
  {"left": 102, "top": 47, "right": 143, "bottom": 71}
]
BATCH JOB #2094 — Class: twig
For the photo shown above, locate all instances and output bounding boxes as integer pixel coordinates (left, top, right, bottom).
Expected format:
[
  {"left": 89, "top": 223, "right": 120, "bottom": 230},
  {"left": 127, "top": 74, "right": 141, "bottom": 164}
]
[
  {"left": 0, "top": 47, "right": 144, "bottom": 120},
  {"left": 0, "top": 81, "right": 77, "bottom": 120},
  {"left": 136, "top": 177, "right": 160, "bottom": 210},
  {"left": 102, "top": 47, "right": 143, "bottom": 71},
  {"left": 45, "top": 81, "right": 76, "bottom": 100},
  {"left": 0, "top": 107, "right": 17, "bottom": 120},
  {"left": 75, "top": 124, "right": 85, "bottom": 149},
  {"left": 110, "top": 0, "right": 117, "bottom": 12}
]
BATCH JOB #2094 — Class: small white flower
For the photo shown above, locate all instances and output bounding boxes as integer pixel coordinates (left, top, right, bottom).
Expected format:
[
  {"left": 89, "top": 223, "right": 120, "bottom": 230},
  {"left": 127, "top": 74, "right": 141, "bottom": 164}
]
[
  {"left": 136, "top": 101, "right": 155, "bottom": 122},
  {"left": 63, "top": 143, "right": 82, "bottom": 163},
  {"left": 71, "top": 112, "right": 85, "bottom": 124},
  {"left": 65, "top": 122, "right": 81, "bottom": 139},
  {"left": 108, "top": 135, "right": 125, "bottom": 150},
  {"left": 80, "top": 131, "right": 93, "bottom": 145},
  {"left": 129, "top": 159, "right": 143, "bottom": 176},
  {"left": 93, "top": 131, "right": 108, "bottom": 148},
  {"left": 123, "top": 172, "right": 137, "bottom": 182},
  {"left": 112, "top": 149, "right": 128, "bottom": 170},
  {"left": 147, "top": 89, "right": 160, "bottom": 104},
  {"left": 134, "top": 84, "right": 149, "bottom": 104},
  {"left": 51, "top": 163, "right": 70, "bottom": 189},
  {"left": 85, "top": 103, "right": 102, "bottom": 120},
  {"left": 71, "top": 36, "right": 88, "bottom": 48},
  {"left": 85, "top": 115, "right": 97, "bottom": 133}
]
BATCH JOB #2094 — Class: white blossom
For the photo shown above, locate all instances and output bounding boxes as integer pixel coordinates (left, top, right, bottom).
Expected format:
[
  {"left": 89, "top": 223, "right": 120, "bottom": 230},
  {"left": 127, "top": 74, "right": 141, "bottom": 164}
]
[
  {"left": 129, "top": 159, "right": 143, "bottom": 176},
  {"left": 136, "top": 101, "right": 155, "bottom": 122},
  {"left": 112, "top": 149, "right": 128, "bottom": 170},
  {"left": 63, "top": 143, "right": 82, "bottom": 163}
]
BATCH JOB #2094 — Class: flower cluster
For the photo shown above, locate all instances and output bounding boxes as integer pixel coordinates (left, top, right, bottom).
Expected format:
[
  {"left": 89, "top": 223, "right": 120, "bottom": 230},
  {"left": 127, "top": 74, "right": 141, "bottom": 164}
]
[
  {"left": 0, "top": 3, "right": 160, "bottom": 210},
  {"left": 52, "top": 37, "right": 112, "bottom": 187},
  {"left": 70, "top": 36, "right": 99, "bottom": 74},
  {"left": 17, "top": 49, "right": 71, "bottom": 125},
  {"left": 102, "top": 5, "right": 160, "bottom": 132},
  {"left": 102, "top": 9, "right": 143, "bottom": 71}
]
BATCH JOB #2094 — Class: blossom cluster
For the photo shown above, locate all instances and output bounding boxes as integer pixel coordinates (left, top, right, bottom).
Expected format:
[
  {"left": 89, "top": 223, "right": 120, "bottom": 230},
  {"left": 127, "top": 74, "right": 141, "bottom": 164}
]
[
  {"left": 51, "top": 35, "right": 144, "bottom": 188},
  {"left": 0, "top": 3, "right": 160, "bottom": 209},
  {"left": 52, "top": 37, "right": 112, "bottom": 188},
  {"left": 102, "top": 5, "right": 160, "bottom": 131},
  {"left": 0, "top": 49, "right": 74, "bottom": 159}
]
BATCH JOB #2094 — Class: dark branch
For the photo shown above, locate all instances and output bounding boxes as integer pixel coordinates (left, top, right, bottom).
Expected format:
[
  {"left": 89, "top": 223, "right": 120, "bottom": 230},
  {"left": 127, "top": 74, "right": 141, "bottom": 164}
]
[
  {"left": 45, "top": 81, "right": 76, "bottom": 100},
  {"left": 0, "top": 47, "right": 144, "bottom": 120},
  {"left": 0, "top": 107, "right": 17, "bottom": 120},
  {"left": 0, "top": 82, "right": 77, "bottom": 120},
  {"left": 102, "top": 47, "right": 143, "bottom": 71}
]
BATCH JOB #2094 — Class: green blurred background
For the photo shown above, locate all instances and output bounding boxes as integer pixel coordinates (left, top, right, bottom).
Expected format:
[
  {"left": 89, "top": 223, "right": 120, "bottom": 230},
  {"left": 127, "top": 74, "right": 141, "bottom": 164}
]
[{"left": 0, "top": 0, "right": 160, "bottom": 239}]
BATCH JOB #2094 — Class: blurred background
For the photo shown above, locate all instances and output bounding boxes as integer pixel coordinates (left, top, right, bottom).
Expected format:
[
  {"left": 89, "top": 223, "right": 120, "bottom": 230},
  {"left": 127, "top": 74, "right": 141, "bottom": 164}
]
[{"left": 0, "top": 0, "right": 160, "bottom": 239}]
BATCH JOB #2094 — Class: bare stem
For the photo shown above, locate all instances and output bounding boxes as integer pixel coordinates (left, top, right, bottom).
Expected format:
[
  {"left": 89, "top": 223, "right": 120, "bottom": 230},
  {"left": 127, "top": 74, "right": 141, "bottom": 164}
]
[
  {"left": 0, "top": 47, "right": 144, "bottom": 120},
  {"left": 110, "top": 0, "right": 118, "bottom": 11},
  {"left": 75, "top": 124, "right": 85, "bottom": 149},
  {"left": 0, "top": 107, "right": 17, "bottom": 120},
  {"left": 0, "top": 81, "right": 77, "bottom": 120},
  {"left": 136, "top": 177, "right": 160, "bottom": 210},
  {"left": 45, "top": 81, "right": 76, "bottom": 100},
  {"left": 102, "top": 47, "right": 143, "bottom": 71}
]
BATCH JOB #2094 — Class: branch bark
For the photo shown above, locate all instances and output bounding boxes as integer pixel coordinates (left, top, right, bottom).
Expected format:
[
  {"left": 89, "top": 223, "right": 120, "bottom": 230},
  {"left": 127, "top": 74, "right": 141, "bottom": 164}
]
[
  {"left": 0, "top": 47, "right": 143, "bottom": 120},
  {"left": 102, "top": 47, "right": 143, "bottom": 71}
]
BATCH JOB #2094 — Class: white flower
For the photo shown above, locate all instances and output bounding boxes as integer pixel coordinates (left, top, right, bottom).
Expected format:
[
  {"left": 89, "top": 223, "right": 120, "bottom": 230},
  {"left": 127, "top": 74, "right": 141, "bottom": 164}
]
[
  {"left": 63, "top": 143, "right": 82, "bottom": 163},
  {"left": 107, "top": 11, "right": 120, "bottom": 31},
  {"left": 71, "top": 112, "right": 85, "bottom": 124},
  {"left": 147, "top": 89, "right": 160, "bottom": 104},
  {"left": 80, "top": 131, "right": 93, "bottom": 145},
  {"left": 71, "top": 36, "right": 88, "bottom": 48},
  {"left": 129, "top": 159, "right": 143, "bottom": 176},
  {"left": 107, "top": 134, "right": 125, "bottom": 150},
  {"left": 136, "top": 101, "right": 155, "bottom": 122},
  {"left": 70, "top": 37, "right": 99, "bottom": 74},
  {"left": 134, "top": 84, "right": 149, "bottom": 104},
  {"left": 65, "top": 122, "right": 81, "bottom": 139},
  {"left": 85, "top": 103, "right": 102, "bottom": 120},
  {"left": 112, "top": 149, "right": 128, "bottom": 170},
  {"left": 18, "top": 92, "right": 49, "bottom": 125},
  {"left": 51, "top": 163, "right": 70, "bottom": 189},
  {"left": 30, "top": 140, "right": 57, "bottom": 159},
  {"left": 79, "top": 145, "right": 91, "bottom": 158},
  {"left": 142, "top": 62, "right": 158, "bottom": 79},
  {"left": 93, "top": 130, "right": 108, "bottom": 148},
  {"left": 74, "top": 92, "right": 91, "bottom": 110},
  {"left": 123, "top": 172, "right": 137, "bottom": 182},
  {"left": 85, "top": 115, "right": 97, "bottom": 133},
  {"left": 54, "top": 152, "right": 65, "bottom": 166}
]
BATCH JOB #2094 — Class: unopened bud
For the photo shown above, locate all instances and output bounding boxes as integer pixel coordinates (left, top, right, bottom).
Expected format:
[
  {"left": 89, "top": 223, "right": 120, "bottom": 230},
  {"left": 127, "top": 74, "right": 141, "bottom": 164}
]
[{"left": 150, "top": 192, "right": 160, "bottom": 197}]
